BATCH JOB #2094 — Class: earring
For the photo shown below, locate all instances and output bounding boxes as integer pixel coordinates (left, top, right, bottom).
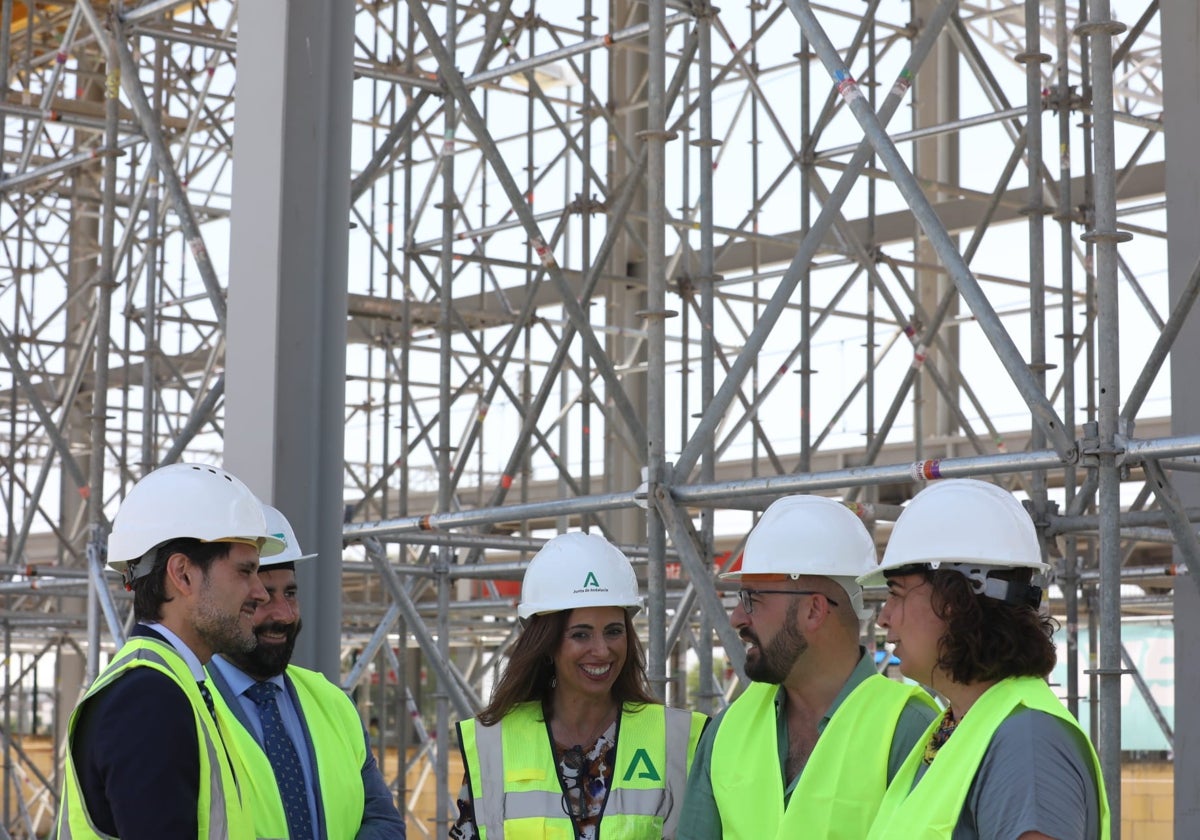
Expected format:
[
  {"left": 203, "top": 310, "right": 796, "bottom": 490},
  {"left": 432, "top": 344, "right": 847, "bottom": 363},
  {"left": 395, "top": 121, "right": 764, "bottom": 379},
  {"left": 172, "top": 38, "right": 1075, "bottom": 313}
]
[{"left": 550, "top": 674, "right": 557, "bottom": 688}]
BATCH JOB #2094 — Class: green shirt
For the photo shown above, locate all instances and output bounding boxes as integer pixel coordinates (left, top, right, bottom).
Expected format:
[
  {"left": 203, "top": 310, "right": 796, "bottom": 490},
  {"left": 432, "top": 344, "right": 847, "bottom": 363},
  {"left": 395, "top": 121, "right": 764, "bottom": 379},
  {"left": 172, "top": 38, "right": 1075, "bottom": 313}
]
[{"left": 677, "top": 649, "right": 938, "bottom": 840}]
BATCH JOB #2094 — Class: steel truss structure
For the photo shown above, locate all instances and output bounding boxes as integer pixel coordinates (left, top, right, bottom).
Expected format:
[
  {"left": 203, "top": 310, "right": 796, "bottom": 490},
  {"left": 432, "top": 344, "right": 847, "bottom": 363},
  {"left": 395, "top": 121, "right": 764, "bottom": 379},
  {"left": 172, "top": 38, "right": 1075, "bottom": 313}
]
[{"left": 0, "top": 0, "right": 1192, "bottom": 837}]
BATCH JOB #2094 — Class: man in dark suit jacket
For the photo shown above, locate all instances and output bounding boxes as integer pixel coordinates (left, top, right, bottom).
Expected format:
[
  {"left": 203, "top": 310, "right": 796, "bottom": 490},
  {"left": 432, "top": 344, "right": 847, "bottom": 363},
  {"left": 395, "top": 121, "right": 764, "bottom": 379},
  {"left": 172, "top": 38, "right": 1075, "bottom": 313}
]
[
  {"left": 55, "top": 463, "right": 283, "bottom": 839},
  {"left": 208, "top": 504, "right": 406, "bottom": 839}
]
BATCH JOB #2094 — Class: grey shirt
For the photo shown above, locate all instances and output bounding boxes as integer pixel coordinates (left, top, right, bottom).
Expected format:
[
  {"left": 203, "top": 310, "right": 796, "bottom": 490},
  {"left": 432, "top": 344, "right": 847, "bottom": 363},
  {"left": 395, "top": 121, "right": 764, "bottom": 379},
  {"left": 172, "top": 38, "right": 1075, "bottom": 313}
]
[
  {"left": 912, "top": 708, "right": 1102, "bottom": 840},
  {"left": 677, "top": 650, "right": 938, "bottom": 840}
]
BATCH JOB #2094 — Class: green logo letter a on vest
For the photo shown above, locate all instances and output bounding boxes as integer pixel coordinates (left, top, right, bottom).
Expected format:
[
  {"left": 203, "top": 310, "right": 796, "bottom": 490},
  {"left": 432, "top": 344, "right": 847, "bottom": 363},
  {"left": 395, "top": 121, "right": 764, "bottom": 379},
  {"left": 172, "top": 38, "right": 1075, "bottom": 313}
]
[
  {"left": 583, "top": 571, "right": 600, "bottom": 588},
  {"left": 623, "top": 748, "right": 661, "bottom": 781}
]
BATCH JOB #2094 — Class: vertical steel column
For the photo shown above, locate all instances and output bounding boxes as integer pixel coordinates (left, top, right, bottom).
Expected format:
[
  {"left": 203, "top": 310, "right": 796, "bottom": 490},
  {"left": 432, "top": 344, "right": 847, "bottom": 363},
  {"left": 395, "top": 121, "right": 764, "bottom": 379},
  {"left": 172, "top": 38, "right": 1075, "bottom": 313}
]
[
  {"left": 1020, "top": 0, "right": 1049, "bottom": 514},
  {"left": 1054, "top": 0, "right": 1081, "bottom": 719},
  {"left": 799, "top": 22, "right": 812, "bottom": 475},
  {"left": 0, "top": 0, "right": 11, "bottom": 165},
  {"left": 1162, "top": 0, "right": 1200, "bottom": 832},
  {"left": 85, "top": 25, "right": 121, "bottom": 682},
  {"left": 695, "top": 3, "right": 717, "bottom": 714},
  {"left": 398, "top": 11, "right": 417, "bottom": 809},
  {"left": 1079, "top": 1, "right": 1128, "bottom": 829},
  {"left": 643, "top": 0, "right": 670, "bottom": 693},
  {"left": 224, "top": 0, "right": 353, "bottom": 678},
  {"left": 435, "top": 1, "right": 459, "bottom": 830},
  {"left": 141, "top": 41, "right": 165, "bottom": 474}
]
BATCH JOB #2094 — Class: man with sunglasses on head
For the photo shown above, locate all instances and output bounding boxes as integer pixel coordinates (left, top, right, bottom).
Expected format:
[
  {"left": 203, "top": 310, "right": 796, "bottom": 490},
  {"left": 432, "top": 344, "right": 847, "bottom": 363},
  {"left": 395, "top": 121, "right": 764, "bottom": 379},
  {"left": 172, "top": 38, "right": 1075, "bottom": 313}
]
[{"left": 678, "top": 495, "right": 938, "bottom": 840}]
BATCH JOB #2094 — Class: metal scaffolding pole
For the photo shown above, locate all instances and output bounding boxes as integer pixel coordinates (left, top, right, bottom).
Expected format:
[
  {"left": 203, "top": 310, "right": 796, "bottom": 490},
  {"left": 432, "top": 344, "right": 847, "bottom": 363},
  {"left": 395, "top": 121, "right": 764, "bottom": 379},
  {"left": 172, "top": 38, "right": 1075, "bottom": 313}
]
[
  {"left": 1081, "top": 1, "right": 1128, "bottom": 828},
  {"left": 644, "top": 0, "right": 670, "bottom": 693},
  {"left": 0, "top": 2, "right": 1186, "bottom": 831}
]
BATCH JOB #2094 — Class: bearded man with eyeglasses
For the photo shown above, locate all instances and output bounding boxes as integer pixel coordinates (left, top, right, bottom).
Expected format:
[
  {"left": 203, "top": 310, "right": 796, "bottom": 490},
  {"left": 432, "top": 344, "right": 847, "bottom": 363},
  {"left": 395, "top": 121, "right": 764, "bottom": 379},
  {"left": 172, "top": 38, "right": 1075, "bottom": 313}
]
[{"left": 678, "top": 495, "right": 939, "bottom": 840}]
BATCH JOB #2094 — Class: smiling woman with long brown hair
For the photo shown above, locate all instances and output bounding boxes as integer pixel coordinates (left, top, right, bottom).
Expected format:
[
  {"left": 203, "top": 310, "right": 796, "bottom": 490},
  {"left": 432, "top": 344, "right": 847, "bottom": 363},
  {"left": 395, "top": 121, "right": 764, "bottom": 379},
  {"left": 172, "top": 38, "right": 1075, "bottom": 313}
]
[{"left": 450, "top": 532, "right": 708, "bottom": 840}]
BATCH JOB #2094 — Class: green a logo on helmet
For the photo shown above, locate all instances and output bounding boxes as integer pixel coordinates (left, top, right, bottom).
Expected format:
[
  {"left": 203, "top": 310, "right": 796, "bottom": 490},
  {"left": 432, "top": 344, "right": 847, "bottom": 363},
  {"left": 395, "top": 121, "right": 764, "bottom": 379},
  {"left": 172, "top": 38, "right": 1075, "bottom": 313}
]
[{"left": 573, "top": 569, "right": 609, "bottom": 596}]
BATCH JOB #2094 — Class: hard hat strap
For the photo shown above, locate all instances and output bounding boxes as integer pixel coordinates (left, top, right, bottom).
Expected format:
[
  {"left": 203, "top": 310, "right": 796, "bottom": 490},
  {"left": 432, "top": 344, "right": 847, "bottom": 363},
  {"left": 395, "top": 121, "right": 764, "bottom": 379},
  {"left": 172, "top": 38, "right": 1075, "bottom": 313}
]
[
  {"left": 124, "top": 548, "right": 159, "bottom": 587},
  {"left": 942, "top": 563, "right": 1043, "bottom": 609}
]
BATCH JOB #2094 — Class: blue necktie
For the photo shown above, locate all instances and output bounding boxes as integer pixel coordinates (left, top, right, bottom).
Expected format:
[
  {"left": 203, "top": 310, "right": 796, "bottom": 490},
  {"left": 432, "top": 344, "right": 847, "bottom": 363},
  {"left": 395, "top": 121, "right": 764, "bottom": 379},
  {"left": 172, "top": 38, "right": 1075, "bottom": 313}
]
[
  {"left": 197, "top": 681, "right": 216, "bottom": 718},
  {"left": 246, "top": 681, "right": 314, "bottom": 840}
]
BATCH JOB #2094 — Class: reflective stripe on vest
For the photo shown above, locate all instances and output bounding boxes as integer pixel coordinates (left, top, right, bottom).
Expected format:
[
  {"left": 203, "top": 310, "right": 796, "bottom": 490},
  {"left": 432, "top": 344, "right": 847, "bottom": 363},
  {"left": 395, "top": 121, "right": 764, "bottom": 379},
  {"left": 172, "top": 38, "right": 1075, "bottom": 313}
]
[
  {"left": 55, "top": 638, "right": 249, "bottom": 840},
  {"left": 713, "top": 675, "right": 931, "bottom": 840},
  {"left": 459, "top": 702, "right": 705, "bottom": 840},
  {"left": 211, "top": 664, "right": 367, "bottom": 839},
  {"left": 864, "top": 676, "right": 1111, "bottom": 840}
]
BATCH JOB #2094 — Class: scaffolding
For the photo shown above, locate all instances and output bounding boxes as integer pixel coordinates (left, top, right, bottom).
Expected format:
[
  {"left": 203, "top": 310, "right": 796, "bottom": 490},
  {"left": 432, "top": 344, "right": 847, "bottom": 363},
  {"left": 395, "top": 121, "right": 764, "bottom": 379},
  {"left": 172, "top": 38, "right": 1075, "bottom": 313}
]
[{"left": 0, "top": 0, "right": 1190, "bottom": 837}]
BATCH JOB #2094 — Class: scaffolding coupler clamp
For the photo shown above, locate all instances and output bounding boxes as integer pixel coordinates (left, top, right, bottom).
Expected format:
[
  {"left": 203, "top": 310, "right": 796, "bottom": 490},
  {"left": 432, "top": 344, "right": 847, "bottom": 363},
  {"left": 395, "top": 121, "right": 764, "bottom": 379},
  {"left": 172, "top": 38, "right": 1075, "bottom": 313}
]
[{"left": 1075, "top": 422, "right": 1128, "bottom": 469}]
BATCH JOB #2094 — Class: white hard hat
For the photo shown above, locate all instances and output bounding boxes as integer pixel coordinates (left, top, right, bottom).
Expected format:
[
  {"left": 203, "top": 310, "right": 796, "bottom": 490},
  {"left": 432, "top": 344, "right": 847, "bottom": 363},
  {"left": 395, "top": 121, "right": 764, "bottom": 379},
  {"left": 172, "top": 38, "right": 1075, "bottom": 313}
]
[
  {"left": 721, "top": 495, "right": 878, "bottom": 619},
  {"left": 517, "top": 532, "right": 643, "bottom": 622},
  {"left": 260, "top": 504, "right": 319, "bottom": 567},
  {"left": 106, "top": 463, "right": 286, "bottom": 580},
  {"left": 858, "top": 479, "right": 1049, "bottom": 603}
]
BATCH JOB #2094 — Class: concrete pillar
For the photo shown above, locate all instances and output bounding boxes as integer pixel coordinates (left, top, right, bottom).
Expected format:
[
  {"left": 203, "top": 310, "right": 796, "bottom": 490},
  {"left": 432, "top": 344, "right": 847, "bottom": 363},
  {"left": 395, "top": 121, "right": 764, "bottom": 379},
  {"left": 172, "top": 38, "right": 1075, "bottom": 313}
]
[
  {"left": 912, "top": 0, "right": 960, "bottom": 442},
  {"left": 1163, "top": 4, "right": 1200, "bottom": 834},
  {"left": 604, "top": 0, "right": 650, "bottom": 545},
  {"left": 224, "top": 0, "right": 354, "bottom": 680}
]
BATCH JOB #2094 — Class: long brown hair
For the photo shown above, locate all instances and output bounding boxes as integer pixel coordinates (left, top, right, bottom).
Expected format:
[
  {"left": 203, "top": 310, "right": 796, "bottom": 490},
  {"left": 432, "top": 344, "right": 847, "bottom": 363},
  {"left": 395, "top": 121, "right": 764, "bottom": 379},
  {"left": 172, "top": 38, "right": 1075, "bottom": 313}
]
[
  {"left": 925, "top": 567, "right": 1058, "bottom": 684},
  {"left": 477, "top": 609, "right": 655, "bottom": 726}
]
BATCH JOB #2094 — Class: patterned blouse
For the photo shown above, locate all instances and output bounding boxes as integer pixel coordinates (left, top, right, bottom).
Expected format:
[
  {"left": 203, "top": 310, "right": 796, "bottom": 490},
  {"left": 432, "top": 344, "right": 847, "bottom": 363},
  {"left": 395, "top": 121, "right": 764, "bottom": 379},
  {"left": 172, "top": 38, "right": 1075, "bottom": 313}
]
[{"left": 450, "top": 720, "right": 618, "bottom": 840}]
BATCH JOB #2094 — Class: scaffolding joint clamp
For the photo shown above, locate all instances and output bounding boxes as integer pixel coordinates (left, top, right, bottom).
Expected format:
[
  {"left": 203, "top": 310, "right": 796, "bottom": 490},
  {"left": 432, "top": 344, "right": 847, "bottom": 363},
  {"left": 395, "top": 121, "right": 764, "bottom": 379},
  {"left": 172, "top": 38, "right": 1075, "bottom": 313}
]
[
  {"left": 1014, "top": 51, "right": 1051, "bottom": 65},
  {"left": 635, "top": 307, "right": 679, "bottom": 321},
  {"left": 1073, "top": 19, "right": 1128, "bottom": 38},
  {"left": 1080, "top": 229, "right": 1134, "bottom": 245},
  {"left": 635, "top": 129, "right": 680, "bottom": 144},
  {"left": 1076, "top": 427, "right": 1128, "bottom": 468}
]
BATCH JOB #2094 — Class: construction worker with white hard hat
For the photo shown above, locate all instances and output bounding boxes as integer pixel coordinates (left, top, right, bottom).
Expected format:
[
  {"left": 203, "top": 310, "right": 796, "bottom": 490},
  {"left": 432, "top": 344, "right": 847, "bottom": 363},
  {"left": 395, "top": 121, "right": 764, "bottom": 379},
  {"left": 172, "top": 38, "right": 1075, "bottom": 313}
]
[
  {"left": 207, "top": 504, "right": 406, "bottom": 840},
  {"left": 56, "top": 463, "right": 283, "bottom": 839},
  {"left": 859, "top": 478, "right": 1110, "bottom": 839},
  {"left": 451, "top": 531, "right": 709, "bottom": 839},
  {"left": 678, "top": 494, "right": 938, "bottom": 840}
]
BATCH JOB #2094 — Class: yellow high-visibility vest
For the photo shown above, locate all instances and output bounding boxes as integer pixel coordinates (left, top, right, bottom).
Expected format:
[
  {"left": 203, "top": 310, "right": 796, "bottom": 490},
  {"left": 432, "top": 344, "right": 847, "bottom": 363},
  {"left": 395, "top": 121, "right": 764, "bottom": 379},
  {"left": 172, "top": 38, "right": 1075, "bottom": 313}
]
[
  {"left": 865, "top": 676, "right": 1111, "bottom": 840},
  {"left": 56, "top": 637, "right": 254, "bottom": 840},
  {"left": 712, "top": 675, "right": 935, "bottom": 839},
  {"left": 458, "top": 701, "right": 706, "bottom": 839},
  {"left": 211, "top": 665, "right": 368, "bottom": 839}
]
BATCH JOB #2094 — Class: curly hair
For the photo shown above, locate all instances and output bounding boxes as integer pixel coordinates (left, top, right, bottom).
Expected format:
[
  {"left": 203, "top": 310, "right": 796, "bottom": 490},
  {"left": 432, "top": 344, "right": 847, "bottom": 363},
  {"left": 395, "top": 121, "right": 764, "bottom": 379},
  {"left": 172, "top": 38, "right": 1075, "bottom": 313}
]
[
  {"left": 132, "top": 538, "right": 231, "bottom": 622},
  {"left": 925, "top": 567, "right": 1059, "bottom": 684},
  {"left": 476, "top": 609, "right": 655, "bottom": 726}
]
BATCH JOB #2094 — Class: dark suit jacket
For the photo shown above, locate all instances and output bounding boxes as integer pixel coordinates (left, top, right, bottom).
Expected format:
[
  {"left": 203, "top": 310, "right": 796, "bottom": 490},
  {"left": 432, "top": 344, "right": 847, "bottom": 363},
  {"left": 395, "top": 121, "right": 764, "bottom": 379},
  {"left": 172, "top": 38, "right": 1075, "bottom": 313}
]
[
  {"left": 70, "top": 625, "right": 206, "bottom": 838},
  {"left": 207, "top": 659, "right": 407, "bottom": 839}
]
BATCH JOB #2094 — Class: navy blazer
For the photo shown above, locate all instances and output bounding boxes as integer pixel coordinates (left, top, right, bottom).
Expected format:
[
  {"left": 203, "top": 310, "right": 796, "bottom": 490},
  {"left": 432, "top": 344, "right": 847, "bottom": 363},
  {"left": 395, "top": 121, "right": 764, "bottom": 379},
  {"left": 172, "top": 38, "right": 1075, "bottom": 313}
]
[
  {"left": 70, "top": 625, "right": 206, "bottom": 838},
  {"left": 207, "top": 660, "right": 406, "bottom": 839}
]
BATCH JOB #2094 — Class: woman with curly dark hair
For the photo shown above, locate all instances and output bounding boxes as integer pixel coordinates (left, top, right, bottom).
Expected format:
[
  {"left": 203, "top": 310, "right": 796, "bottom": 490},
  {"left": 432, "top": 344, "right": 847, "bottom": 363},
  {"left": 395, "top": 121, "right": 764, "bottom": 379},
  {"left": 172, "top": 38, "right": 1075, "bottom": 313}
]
[
  {"left": 858, "top": 479, "right": 1110, "bottom": 840},
  {"left": 450, "top": 532, "right": 708, "bottom": 840}
]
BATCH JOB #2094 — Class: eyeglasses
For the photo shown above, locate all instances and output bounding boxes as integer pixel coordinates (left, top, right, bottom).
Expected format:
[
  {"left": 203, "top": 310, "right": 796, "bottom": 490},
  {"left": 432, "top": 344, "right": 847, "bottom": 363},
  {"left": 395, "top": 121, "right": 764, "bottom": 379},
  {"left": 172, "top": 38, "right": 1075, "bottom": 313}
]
[{"left": 736, "top": 588, "right": 839, "bottom": 615}]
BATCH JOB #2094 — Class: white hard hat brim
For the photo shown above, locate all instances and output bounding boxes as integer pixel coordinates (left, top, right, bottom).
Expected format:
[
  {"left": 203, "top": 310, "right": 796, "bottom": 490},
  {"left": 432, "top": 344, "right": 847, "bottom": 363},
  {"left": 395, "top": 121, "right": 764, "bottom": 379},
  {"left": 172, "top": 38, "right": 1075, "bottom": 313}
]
[{"left": 259, "top": 551, "right": 319, "bottom": 568}]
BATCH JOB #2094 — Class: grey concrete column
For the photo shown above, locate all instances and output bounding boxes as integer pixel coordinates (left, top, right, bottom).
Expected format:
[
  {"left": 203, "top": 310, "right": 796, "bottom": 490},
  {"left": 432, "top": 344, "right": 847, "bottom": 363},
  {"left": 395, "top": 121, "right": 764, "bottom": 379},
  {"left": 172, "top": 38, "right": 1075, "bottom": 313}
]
[
  {"left": 224, "top": 0, "right": 354, "bottom": 680},
  {"left": 605, "top": 0, "right": 650, "bottom": 546},
  {"left": 1163, "top": 4, "right": 1200, "bottom": 834},
  {"left": 912, "top": 0, "right": 960, "bottom": 443}
]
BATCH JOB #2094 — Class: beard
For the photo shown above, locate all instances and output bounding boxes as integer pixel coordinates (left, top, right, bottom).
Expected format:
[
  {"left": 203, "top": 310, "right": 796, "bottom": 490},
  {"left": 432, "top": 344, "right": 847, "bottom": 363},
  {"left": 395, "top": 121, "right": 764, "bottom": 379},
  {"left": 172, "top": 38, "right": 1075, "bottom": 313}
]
[
  {"left": 227, "top": 618, "right": 302, "bottom": 679},
  {"left": 743, "top": 601, "right": 809, "bottom": 683},
  {"left": 193, "top": 579, "right": 258, "bottom": 656}
]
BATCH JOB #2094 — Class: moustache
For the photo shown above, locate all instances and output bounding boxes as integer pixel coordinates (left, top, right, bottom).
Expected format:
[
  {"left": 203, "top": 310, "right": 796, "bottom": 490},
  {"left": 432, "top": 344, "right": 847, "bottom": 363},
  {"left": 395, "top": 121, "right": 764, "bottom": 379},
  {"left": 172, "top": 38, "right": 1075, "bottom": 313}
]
[{"left": 255, "top": 622, "right": 297, "bottom": 637}]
